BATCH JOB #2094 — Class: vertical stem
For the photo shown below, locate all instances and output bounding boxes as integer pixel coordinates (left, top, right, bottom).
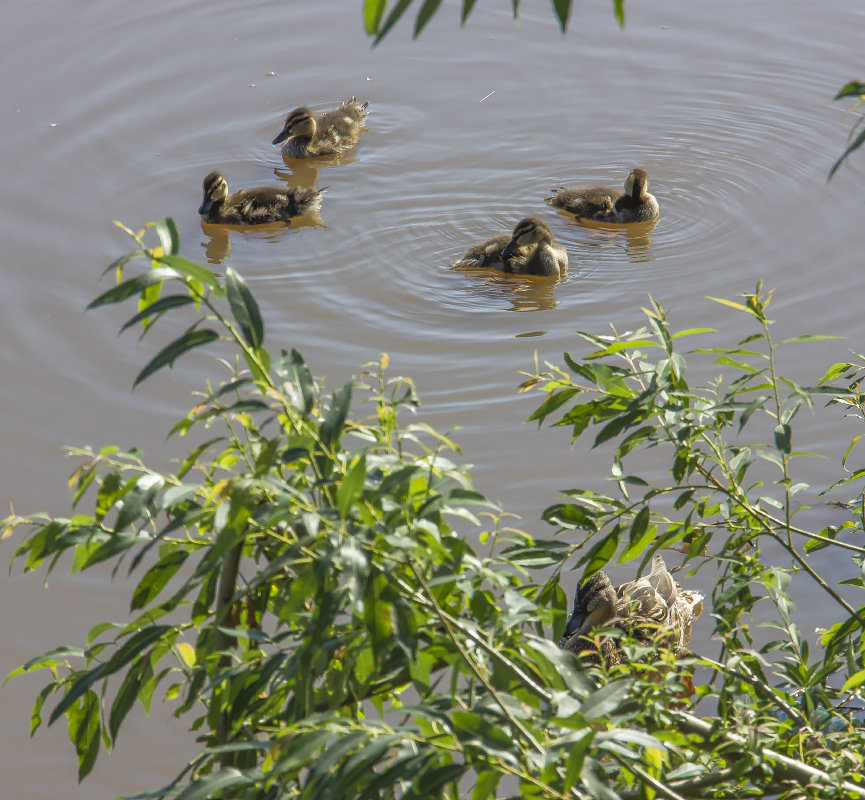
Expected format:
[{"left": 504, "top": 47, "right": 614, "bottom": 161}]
[{"left": 215, "top": 540, "right": 243, "bottom": 769}]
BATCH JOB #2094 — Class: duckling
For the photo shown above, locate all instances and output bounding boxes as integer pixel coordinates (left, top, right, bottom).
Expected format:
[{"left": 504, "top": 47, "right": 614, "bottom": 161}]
[
  {"left": 272, "top": 97, "right": 369, "bottom": 158},
  {"left": 559, "top": 554, "right": 702, "bottom": 667},
  {"left": 451, "top": 218, "right": 568, "bottom": 277},
  {"left": 547, "top": 168, "right": 659, "bottom": 223},
  {"left": 198, "top": 172, "right": 323, "bottom": 225}
]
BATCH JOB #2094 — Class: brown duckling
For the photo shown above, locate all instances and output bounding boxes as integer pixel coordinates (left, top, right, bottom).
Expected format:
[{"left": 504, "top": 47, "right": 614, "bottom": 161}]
[
  {"left": 547, "top": 168, "right": 659, "bottom": 223},
  {"left": 272, "top": 97, "right": 369, "bottom": 158},
  {"left": 198, "top": 172, "right": 323, "bottom": 225},
  {"left": 559, "top": 554, "right": 702, "bottom": 667},
  {"left": 451, "top": 217, "right": 568, "bottom": 277}
]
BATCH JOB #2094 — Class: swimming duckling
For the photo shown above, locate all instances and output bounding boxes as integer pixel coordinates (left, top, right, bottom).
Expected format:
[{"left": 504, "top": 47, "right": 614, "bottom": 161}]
[
  {"left": 198, "top": 172, "right": 323, "bottom": 225},
  {"left": 547, "top": 168, "right": 659, "bottom": 223},
  {"left": 272, "top": 97, "right": 369, "bottom": 158},
  {"left": 559, "top": 554, "right": 702, "bottom": 667},
  {"left": 451, "top": 217, "right": 568, "bottom": 277}
]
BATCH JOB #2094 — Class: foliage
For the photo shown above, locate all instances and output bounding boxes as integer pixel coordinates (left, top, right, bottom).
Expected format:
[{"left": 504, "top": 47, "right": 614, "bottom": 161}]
[
  {"left": 830, "top": 81, "right": 865, "bottom": 183},
  {"left": 361, "top": 0, "right": 625, "bottom": 45},
  {"left": 5, "top": 224, "right": 865, "bottom": 799}
]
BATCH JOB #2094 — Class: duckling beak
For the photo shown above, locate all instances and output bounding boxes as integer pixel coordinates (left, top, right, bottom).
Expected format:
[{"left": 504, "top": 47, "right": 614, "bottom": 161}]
[
  {"left": 272, "top": 125, "right": 290, "bottom": 145},
  {"left": 501, "top": 237, "right": 519, "bottom": 259},
  {"left": 198, "top": 198, "right": 213, "bottom": 215}
]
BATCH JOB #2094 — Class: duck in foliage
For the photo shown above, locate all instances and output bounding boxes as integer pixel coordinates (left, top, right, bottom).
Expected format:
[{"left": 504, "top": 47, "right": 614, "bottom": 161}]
[
  {"left": 559, "top": 554, "right": 702, "bottom": 667},
  {"left": 198, "top": 172, "right": 324, "bottom": 225},
  {"left": 272, "top": 97, "right": 369, "bottom": 158},
  {"left": 450, "top": 217, "right": 568, "bottom": 277},
  {"left": 547, "top": 168, "right": 660, "bottom": 223}
]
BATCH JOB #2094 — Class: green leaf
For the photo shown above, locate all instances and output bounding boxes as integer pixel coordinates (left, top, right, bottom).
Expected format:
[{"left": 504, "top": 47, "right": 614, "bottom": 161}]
[
  {"left": 612, "top": 0, "right": 625, "bottom": 28},
  {"left": 829, "top": 124, "right": 865, "bottom": 181},
  {"left": 461, "top": 0, "right": 479, "bottom": 24},
  {"left": 338, "top": 456, "right": 368, "bottom": 520},
  {"left": 774, "top": 423, "right": 791, "bottom": 454},
  {"left": 835, "top": 81, "right": 865, "bottom": 100},
  {"left": 363, "top": 0, "right": 387, "bottom": 33},
  {"left": 550, "top": 0, "right": 570, "bottom": 31},
  {"left": 87, "top": 267, "right": 180, "bottom": 310},
  {"left": 174, "top": 769, "right": 252, "bottom": 800},
  {"left": 374, "top": 0, "right": 413, "bottom": 44},
  {"left": 153, "top": 217, "right": 180, "bottom": 256},
  {"left": 320, "top": 382, "right": 353, "bottom": 450},
  {"left": 154, "top": 255, "right": 220, "bottom": 288},
  {"left": 414, "top": 0, "right": 443, "bottom": 37},
  {"left": 580, "top": 679, "right": 634, "bottom": 720},
  {"left": 133, "top": 327, "right": 220, "bottom": 387},
  {"left": 119, "top": 295, "right": 195, "bottom": 335},
  {"left": 225, "top": 267, "right": 264, "bottom": 349}
]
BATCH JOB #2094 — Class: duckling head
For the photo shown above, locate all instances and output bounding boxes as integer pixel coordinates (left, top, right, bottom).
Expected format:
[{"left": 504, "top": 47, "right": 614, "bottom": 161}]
[
  {"left": 199, "top": 171, "right": 229, "bottom": 216},
  {"left": 624, "top": 168, "right": 649, "bottom": 200},
  {"left": 501, "top": 217, "right": 554, "bottom": 258},
  {"left": 560, "top": 571, "right": 618, "bottom": 647},
  {"left": 272, "top": 107, "right": 316, "bottom": 145}
]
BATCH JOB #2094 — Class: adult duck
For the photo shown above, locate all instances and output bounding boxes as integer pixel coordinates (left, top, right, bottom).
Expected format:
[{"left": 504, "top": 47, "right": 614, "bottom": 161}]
[{"left": 559, "top": 554, "right": 702, "bottom": 666}]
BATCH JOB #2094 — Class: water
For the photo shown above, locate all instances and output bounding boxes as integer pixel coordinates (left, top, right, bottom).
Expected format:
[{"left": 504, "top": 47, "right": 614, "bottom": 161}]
[{"left": 3, "top": 1, "right": 864, "bottom": 796}]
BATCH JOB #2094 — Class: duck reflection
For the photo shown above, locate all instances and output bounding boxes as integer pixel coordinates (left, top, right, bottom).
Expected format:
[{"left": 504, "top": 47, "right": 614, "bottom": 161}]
[
  {"left": 199, "top": 215, "right": 322, "bottom": 265},
  {"left": 455, "top": 268, "right": 567, "bottom": 313},
  {"left": 559, "top": 214, "right": 658, "bottom": 263}
]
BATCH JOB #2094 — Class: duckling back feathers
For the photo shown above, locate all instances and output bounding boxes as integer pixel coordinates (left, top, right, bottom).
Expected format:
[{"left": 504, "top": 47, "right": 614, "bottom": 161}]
[
  {"left": 272, "top": 97, "right": 369, "bottom": 158},
  {"left": 451, "top": 217, "right": 567, "bottom": 277},
  {"left": 547, "top": 168, "right": 659, "bottom": 223},
  {"left": 199, "top": 171, "right": 323, "bottom": 225}
]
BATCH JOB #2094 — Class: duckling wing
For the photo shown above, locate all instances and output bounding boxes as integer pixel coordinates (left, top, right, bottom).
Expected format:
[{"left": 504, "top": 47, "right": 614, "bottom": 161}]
[
  {"left": 451, "top": 233, "right": 514, "bottom": 270},
  {"left": 547, "top": 186, "right": 621, "bottom": 219}
]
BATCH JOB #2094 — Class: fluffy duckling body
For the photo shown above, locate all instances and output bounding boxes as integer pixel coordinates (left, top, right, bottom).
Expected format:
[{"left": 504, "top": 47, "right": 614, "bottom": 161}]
[
  {"left": 451, "top": 218, "right": 568, "bottom": 277},
  {"left": 548, "top": 168, "right": 659, "bottom": 223},
  {"left": 559, "top": 554, "right": 702, "bottom": 667},
  {"left": 272, "top": 97, "right": 369, "bottom": 158},
  {"left": 198, "top": 172, "right": 323, "bottom": 225}
]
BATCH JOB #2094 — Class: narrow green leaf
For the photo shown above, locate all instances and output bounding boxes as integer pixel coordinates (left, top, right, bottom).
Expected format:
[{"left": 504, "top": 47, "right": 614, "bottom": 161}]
[
  {"left": 87, "top": 267, "right": 180, "bottom": 310},
  {"left": 119, "top": 295, "right": 194, "bottom": 335},
  {"left": 338, "top": 456, "right": 368, "bottom": 520},
  {"left": 580, "top": 679, "right": 633, "bottom": 719},
  {"left": 415, "top": 0, "right": 444, "bottom": 37},
  {"left": 133, "top": 328, "right": 220, "bottom": 387},
  {"left": 612, "top": 0, "right": 625, "bottom": 28},
  {"left": 550, "top": 0, "right": 570, "bottom": 31},
  {"left": 835, "top": 81, "right": 865, "bottom": 100},
  {"left": 154, "top": 255, "right": 220, "bottom": 288},
  {"left": 320, "top": 382, "right": 353, "bottom": 450},
  {"left": 363, "top": 0, "right": 387, "bottom": 33},
  {"left": 153, "top": 217, "right": 180, "bottom": 256},
  {"left": 109, "top": 658, "right": 144, "bottom": 741},
  {"left": 175, "top": 770, "right": 252, "bottom": 800},
  {"left": 829, "top": 125, "right": 865, "bottom": 181},
  {"left": 375, "top": 0, "right": 413, "bottom": 44},
  {"left": 774, "top": 423, "right": 791, "bottom": 454},
  {"left": 224, "top": 267, "right": 264, "bottom": 349},
  {"left": 818, "top": 361, "right": 855, "bottom": 385},
  {"left": 461, "top": 0, "right": 479, "bottom": 24}
]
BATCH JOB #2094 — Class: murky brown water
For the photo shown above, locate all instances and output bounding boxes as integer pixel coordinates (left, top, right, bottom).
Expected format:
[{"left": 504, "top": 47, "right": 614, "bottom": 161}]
[{"left": 3, "top": 1, "right": 865, "bottom": 796}]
